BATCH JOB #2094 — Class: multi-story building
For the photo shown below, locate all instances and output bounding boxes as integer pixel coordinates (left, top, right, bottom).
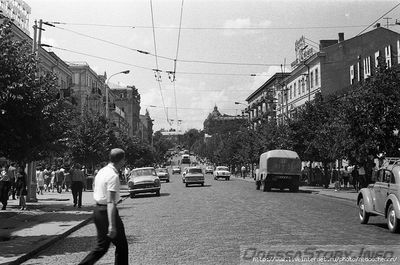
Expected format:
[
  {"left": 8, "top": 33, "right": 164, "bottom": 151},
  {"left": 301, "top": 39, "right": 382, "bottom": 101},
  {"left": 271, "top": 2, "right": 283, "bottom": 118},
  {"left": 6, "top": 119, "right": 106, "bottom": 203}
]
[
  {"left": 68, "top": 62, "right": 105, "bottom": 115},
  {"left": 138, "top": 111, "right": 153, "bottom": 144},
  {"left": 0, "top": 0, "right": 30, "bottom": 35},
  {"left": 275, "top": 26, "right": 400, "bottom": 123},
  {"left": 203, "top": 106, "right": 247, "bottom": 135},
  {"left": 245, "top": 73, "right": 290, "bottom": 128},
  {"left": 111, "top": 85, "right": 141, "bottom": 137}
]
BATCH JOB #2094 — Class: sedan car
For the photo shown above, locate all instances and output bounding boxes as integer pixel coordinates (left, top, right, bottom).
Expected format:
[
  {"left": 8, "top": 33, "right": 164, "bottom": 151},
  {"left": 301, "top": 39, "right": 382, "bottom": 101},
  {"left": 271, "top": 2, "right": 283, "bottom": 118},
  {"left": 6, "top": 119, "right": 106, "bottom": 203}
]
[
  {"left": 172, "top": 166, "right": 181, "bottom": 174},
  {"left": 128, "top": 167, "right": 161, "bottom": 198},
  {"left": 156, "top": 168, "right": 170, "bottom": 182},
  {"left": 214, "top": 166, "right": 231, "bottom": 181},
  {"left": 183, "top": 167, "right": 204, "bottom": 187},
  {"left": 205, "top": 166, "right": 214, "bottom": 174},
  {"left": 357, "top": 161, "right": 400, "bottom": 233}
]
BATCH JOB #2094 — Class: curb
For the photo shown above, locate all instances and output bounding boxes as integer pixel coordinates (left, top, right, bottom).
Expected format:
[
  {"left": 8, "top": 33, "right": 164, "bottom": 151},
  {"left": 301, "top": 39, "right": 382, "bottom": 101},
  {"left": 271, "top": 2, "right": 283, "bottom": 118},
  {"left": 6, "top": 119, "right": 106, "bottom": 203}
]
[
  {"left": 316, "top": 193, "right": 357, "bottom": 202},
  {"left": 7, "top": 216, "right": 93, "bottom": 265}
]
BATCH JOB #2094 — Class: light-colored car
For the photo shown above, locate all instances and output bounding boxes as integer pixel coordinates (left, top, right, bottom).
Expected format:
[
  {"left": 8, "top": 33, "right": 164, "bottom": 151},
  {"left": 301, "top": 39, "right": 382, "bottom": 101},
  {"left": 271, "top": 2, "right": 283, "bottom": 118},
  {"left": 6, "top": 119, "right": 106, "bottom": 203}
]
[
  {"left": 156, "top": 168, "right": 170, "bottom": 182},
  {"left": 182, "top": 167, "right": 188, "bottom": 183},
  {"left": 172, "top": 166, "right": 181, "bottom": 174},
  {"left": 183, "top": 167, "right": 204, "bottom": 187},
  {"left": 357, "top": 160, "right": 400, "bottom": 233},
  {"left": 205, "top": 166, "right": 214, "bottom": 174},
  {"left": 128, "top": 167, "right": 161, "bottom": 198},
  {"left": 214, "top": 166, "right": 231, "bottom": 180}
]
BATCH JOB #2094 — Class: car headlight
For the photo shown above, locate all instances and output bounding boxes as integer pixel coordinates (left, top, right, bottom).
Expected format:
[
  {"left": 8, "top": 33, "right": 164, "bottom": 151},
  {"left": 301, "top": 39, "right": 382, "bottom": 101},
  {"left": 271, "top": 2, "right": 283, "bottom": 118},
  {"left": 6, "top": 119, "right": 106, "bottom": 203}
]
[{"left": 154, "top": 179, "right": 160, "bottom": 187}]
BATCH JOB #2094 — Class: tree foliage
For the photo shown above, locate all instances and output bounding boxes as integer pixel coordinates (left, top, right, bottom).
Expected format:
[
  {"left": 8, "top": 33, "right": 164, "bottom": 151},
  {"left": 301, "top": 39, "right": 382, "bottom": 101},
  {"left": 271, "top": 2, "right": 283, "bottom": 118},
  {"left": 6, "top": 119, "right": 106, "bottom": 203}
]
[{"left": 0, "top": 19, "right": 73, "bottom": 163}]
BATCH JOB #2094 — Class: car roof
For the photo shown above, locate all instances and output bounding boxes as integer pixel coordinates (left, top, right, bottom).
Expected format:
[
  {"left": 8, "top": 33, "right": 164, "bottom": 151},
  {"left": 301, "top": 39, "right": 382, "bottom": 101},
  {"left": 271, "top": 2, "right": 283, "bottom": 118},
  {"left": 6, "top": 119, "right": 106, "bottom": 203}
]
[{"left": 132, "top": 167, "right": 154, "bottom": 171}]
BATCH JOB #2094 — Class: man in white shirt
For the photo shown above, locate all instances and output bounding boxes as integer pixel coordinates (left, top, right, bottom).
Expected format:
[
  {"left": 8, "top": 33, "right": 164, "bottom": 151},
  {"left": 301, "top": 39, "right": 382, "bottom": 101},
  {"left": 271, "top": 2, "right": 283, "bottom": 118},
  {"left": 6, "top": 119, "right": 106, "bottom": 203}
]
[{"left": 79, "top": 148, "right": 128, "bottom": 265}]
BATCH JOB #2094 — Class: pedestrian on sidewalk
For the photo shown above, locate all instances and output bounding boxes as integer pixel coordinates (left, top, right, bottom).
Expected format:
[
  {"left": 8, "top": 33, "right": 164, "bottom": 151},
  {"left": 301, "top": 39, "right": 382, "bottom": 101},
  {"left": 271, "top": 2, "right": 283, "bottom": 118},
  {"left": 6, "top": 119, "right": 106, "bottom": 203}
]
[
  {"left": 70, "top": 163, "right": 85, "bottom": 208},
  {"left": 64, "top": 165, "right": 71, "bottom": 192},
  {"left": 8, "top": 163, "right": 17, "bottom": 200},
  {"left": 36, "top": 166, "right": 45, "bottom": 195},
  {"left": 79, "top": 148, "right": 128, "bottom": 265},
  {"left": 55, "top": 166, "right": 64, "bottom": 193},
  {"left": 0, "top": 166, "right": 10, "bottom": 210},
  {"left": 15, "top": 165, "right": 27, "bottom": 210},
  {"left": 241, "top": 165, "right": 246, "bottom": 179},
  {"left": 332, "top": 166, "right": 340, "bottom": 191}
]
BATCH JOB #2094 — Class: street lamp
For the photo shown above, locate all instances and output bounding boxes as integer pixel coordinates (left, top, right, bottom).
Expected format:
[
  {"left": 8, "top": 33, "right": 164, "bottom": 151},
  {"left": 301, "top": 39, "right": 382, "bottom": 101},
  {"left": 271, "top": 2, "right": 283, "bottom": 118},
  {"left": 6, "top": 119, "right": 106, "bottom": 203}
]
[{"left": 106, "top": 70, "right": 130, "bottom": 119}]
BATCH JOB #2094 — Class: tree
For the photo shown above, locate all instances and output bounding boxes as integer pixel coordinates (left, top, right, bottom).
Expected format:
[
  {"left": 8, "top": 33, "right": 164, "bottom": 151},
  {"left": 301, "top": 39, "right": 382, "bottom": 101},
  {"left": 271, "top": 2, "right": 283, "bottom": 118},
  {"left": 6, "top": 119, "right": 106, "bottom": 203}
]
[{"left": 0, "top": 19, "right": 73, "bottom": 163}]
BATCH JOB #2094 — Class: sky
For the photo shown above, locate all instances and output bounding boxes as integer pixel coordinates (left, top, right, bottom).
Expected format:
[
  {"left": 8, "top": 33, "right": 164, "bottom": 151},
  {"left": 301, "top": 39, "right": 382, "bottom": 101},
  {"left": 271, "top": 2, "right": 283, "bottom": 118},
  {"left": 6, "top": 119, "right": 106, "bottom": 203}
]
[{"left": 25, "top": 0, "right": 400, "bottom": 132}]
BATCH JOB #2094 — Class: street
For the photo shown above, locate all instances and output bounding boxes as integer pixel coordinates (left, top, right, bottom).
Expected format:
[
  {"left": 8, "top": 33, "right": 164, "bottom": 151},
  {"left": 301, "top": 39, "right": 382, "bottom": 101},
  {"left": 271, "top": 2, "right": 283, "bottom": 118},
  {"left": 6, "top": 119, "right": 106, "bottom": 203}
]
[{"left": 23, "top": 169, "right": 399, "bottom": 265}]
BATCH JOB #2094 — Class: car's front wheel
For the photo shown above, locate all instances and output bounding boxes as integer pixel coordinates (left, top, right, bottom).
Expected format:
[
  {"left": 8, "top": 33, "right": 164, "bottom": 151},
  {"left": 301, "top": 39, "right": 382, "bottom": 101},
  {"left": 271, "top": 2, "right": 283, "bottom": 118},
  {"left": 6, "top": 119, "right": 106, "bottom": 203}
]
[
  {"left": 130, "top": 192, "right": 136, "bottom": 199},
  {"left": 155, "top": 190, "right": 160, "bottom": 196},
  {"left": 166, "top": 179, "right": 170, "bottom": 183},
  {"left": 358, "top": 197, "right": 370, "bottom": 224},
  {"left": 387, "top": 203, "right": 400, "bottom": 233}
]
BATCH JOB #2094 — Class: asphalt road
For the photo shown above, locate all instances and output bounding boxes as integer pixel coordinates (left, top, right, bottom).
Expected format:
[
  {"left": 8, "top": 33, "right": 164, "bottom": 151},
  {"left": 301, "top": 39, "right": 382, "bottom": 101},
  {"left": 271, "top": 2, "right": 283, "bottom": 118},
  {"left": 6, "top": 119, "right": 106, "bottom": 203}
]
[{"left": 23, "top": 166, "right": 400, "bottom": 265}]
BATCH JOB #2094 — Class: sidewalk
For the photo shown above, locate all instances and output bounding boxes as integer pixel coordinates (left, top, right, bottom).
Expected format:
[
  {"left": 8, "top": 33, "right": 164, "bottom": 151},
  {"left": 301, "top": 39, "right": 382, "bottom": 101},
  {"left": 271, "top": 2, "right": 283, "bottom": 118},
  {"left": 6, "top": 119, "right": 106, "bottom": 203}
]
[
  {"left": 231, "top": 175, "right": 357, "bottom": 202},
  {"left": 0, "top": 187, "right": 130, "bottom": 265}
]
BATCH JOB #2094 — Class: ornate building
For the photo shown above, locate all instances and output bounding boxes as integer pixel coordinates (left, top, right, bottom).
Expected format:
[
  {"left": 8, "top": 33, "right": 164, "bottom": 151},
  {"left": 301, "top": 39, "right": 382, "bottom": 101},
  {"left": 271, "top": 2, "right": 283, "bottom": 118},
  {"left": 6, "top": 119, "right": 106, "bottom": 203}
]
[{"left": 203, "top": 106, "right": 247, "bottom": 135}]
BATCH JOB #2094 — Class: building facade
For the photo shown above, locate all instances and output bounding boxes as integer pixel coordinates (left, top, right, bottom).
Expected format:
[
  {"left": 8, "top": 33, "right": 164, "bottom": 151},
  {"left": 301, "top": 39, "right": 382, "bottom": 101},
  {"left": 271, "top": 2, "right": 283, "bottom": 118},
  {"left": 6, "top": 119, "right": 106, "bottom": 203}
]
[
  {"left": 0, "top": 0, "right": 30, "bottom": 35},
  {"left": 203, "top": 106, "right": 247, "bottom": 135},
  {"left": 245, "top": 73, "right": 290, "bottom": 128},
  {"left": 111, "top": 85, "right": 141, "bottom": 137},
  {"left": 138, "top": 111, "right": 154, "bottom": 144},
  {"left": 275, "top": 26, "right": 400, "bottom": 123}
]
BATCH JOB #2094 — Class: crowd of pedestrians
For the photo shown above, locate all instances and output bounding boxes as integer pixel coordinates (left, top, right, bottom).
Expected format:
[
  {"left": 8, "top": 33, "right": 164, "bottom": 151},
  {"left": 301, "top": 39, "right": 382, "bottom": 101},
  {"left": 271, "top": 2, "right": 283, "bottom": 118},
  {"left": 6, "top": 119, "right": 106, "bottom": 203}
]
[{"left": 0, "top": 162, "right": 96, "bottom": 211}]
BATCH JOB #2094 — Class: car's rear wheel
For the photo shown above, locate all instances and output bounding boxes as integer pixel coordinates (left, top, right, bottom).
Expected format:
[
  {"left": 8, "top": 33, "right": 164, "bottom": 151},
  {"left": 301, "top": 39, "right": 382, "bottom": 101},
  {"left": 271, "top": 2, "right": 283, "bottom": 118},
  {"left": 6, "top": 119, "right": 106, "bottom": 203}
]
[
  {"left": 166, "top": 179, "right": 170, "bottom": 183},
  {"left": 387, "top": 203, "right": 400, "bottom": 233},
  {"left": 155, "top": 190, "right": 160, "bottom": 196},
  {"left": 130, "top": 192, "right": 135, "bottom": 199},
  {"left": 185, "top": 183, "right": 189, "bottom": 187},
  {"left": 262, "top": 181, "right": 271, "bottom": 192},
  {"left": 256, "top": 180, "right": 261, "bottom": 190},
  {"left": 201, "top": 183, "right": 204, "bottom": 187},
  {"left": 358, "top": 197, "right": 370, "bottom": 224}
]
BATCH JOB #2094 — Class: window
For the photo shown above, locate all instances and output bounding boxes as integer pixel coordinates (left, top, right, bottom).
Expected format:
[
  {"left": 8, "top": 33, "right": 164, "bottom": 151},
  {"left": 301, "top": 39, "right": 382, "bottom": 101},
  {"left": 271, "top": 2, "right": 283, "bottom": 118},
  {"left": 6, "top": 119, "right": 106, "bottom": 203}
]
[
  {"left": 385, "top": 45, "right": 392, "bottom": 68},
  {"left": 301, "top": 77, "right": 305, "bottom": 93},
  {"left": 315, "top": 68, "right": 319, "bottom": 86},
  {"left": 363, "top": 57, "right": 371, "bottom": 78},
  {"left": 298, "top": 80, "right": 301, "bottom": 95},
  {"left": 374, "top": 51, "right": 380, "bottom": 67},
  {"left": 293, "top": 83, "right": 297, "bottom": 97},
  {"left": 397, "top": 40, "right": 400, "bottom": 64},
  {"left": 310, "top": 72, "right": 314, "bottom": 88},
  {"left": 289, "top": 85, "right": 292, "bottom": 99},
  {"left": 350, "top": 65, "right": 355, "bottom": 85},
  {"left": 357, "top": 62, "right": 361, "bottom": 82}
]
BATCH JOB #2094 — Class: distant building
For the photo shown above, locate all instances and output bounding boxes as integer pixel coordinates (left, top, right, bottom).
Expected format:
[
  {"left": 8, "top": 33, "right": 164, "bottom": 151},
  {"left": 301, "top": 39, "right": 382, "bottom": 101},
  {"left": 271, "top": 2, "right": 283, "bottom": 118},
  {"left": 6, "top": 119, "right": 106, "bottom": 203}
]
[
  {"left": 138, "top": 111, "right": 153, "bottom": 144},
  {"left": 0, "top": 0, "right": 30, "bottom": 35},
  {"left": 203, "top": 105, "right": 247, "bottom": 135},
  {"left": 111, "top": 85, "right": 141, "bottom": 137}
]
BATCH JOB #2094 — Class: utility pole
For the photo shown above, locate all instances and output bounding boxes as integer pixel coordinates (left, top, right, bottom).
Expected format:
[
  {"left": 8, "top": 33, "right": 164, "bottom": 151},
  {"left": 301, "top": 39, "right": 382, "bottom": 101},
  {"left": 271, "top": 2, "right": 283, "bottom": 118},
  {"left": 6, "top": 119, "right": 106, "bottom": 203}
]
[{"left": 383, "top": 17, "right": 391, "bottom": 28}]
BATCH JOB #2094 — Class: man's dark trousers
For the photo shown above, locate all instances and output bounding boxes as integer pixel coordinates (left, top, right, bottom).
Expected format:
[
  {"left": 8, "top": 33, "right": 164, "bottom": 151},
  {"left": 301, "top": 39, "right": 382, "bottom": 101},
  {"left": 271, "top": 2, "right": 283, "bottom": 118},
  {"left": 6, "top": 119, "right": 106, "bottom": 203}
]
[
  {"left": 79, "top": 206, "right": 128, "bottom": 265},
  {"left": 71, "top": 181, "right": 83, "bottom": 207},
  {"left": 0, "top": 181, "right": 10, "bottom": 209}
]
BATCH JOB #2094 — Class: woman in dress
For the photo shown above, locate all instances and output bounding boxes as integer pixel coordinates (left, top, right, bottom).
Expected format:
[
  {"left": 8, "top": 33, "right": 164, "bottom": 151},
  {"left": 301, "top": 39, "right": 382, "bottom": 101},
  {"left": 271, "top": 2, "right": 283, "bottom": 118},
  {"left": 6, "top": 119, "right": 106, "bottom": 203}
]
[{"left": 15, "top": 165, "right": 27, "bottom": 210}]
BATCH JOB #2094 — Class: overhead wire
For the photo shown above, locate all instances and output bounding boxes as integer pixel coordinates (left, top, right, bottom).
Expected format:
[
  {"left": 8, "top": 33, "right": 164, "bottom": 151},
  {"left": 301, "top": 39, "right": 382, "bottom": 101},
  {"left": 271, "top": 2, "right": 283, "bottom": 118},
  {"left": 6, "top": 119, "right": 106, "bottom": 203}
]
[
  {"left": 171, "top": 0, "right": 185, "bottom": 131},
  {"left": 149, "top": 0, "right": 169, "bottom": 125},
  {"left": 357, "top": 2, "right": 400, "bottom": 36}
]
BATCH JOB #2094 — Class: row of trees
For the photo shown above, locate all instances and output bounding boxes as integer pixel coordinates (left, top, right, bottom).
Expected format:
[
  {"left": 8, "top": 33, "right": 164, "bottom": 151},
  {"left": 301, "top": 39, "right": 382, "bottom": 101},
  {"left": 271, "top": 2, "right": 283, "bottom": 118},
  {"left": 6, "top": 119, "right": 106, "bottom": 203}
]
[
  {"left": 0, "top": 19, "right": 154, "bottom": 169},
  {"left": 184, "top": 58, "right": 400, "bottom": 178}
]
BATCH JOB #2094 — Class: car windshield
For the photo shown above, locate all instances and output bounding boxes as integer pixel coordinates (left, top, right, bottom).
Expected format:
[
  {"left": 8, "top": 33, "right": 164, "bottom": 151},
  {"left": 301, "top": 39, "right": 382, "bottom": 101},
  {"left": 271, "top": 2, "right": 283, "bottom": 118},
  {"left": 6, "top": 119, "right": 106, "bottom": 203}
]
[
  {"left": 217, "top": 166, "right": 229, "bottom": 171},
  {"left": 156, "top": 168, "right": 168, "bottom": 173},
  {"left": 188, "top": 168, "right": 202, "bottom": 174},
  {"left": 131, "top": 168, "right": 157, "bottom": 177}
]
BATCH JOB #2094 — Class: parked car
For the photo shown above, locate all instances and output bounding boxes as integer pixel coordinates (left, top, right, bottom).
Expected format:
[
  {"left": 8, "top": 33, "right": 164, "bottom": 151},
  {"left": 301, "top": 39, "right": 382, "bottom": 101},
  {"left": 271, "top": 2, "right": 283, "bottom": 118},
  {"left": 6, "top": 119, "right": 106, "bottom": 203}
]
[
  {"left": 214, "top": 166, "right": 230, "bottom": 180},
  {"left": 156, "top": 168, "right": 170, "bottom": 182},
  {"left": 128, "top": 167, "right": 161, "bottom": 198},
  {"left": 182, "top": 167, "right": 188, "bottom": 183},
  {"left": 357, "top": 160, "right": 400, "bottom": 233},
  {"left": 256, "top": 149, "right": 301, "bottom": 192},
  {"left": 205, "top": 166, "right": 214, "bottom": 174},
  {"left": 172, "top": 166, "right": 181, "bottom": 174},
  {"left": 183, "top": 167, "right": 204, "bottom": 187}
]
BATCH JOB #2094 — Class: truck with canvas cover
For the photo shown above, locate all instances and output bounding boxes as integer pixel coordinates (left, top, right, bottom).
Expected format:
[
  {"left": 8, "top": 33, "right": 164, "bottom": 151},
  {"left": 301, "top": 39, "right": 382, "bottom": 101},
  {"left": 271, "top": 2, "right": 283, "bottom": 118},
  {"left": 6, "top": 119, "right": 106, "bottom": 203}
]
[{"left": 256, "top": 149, "right": 301, "bottom": 192}]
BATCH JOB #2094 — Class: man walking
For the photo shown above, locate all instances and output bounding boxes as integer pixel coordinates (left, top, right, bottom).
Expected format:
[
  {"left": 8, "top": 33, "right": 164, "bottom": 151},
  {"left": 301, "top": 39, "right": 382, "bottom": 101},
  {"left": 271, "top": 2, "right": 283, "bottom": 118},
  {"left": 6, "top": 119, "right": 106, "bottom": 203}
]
[
  {"left": 79, "top": 148, "right": 128, "bottom": 265},
  {"left": 0, "top": 166, "right": 10, "bottom": 210},
  {"left": 70, "top": 163, "right": 85, "bottom": 208}
]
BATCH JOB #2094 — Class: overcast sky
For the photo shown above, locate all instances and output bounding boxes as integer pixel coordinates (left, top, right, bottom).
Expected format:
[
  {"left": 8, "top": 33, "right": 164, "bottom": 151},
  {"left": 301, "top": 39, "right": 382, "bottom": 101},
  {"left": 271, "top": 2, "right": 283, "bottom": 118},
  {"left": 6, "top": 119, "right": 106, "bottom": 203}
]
[{"left": 26, "top": 0, "right": 400, "bottom": 132}]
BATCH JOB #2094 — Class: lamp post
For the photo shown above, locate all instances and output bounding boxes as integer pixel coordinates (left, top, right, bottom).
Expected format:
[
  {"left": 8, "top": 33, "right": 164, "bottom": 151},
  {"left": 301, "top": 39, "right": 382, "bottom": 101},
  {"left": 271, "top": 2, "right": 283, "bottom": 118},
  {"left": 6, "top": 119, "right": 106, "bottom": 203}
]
[{"left": 106, "top": 70, "right": 130, "bottom": 119}]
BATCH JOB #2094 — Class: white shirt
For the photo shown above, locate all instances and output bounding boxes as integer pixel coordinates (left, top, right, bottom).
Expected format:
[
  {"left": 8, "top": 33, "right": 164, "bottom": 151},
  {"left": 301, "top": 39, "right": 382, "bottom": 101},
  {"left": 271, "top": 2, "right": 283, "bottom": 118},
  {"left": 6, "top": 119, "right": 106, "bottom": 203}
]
[{"left": 93, "top": 163, "right": 120, "bottom": 205}]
